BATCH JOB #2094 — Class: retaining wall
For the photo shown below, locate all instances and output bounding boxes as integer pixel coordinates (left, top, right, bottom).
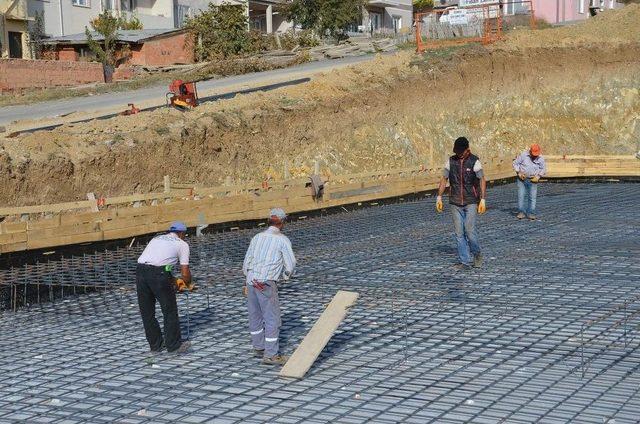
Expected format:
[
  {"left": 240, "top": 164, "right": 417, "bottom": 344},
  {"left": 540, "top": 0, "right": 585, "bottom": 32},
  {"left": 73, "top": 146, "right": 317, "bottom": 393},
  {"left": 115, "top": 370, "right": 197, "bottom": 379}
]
[{"left": 0, "top": 59, "right": 104, "bottom": 91}]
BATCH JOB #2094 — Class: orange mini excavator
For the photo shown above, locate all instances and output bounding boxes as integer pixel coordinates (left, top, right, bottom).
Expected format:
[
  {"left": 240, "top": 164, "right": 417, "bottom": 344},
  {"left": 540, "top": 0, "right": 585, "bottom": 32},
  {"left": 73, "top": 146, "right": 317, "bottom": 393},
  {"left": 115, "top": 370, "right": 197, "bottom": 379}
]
[{"left": 166, "top": 79, "right": 199, "bottom": 110}]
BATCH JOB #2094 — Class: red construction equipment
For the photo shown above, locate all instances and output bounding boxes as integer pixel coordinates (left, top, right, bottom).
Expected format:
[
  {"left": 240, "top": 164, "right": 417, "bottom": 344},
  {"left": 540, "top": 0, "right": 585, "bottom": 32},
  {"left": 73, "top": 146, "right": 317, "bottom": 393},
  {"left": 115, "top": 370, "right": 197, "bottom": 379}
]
[
  {"left": 120, "top": 103, "right": 140, "bottom": 116},
  {"left": 166, "top": 80, "right": 199, "bottom": 110}
]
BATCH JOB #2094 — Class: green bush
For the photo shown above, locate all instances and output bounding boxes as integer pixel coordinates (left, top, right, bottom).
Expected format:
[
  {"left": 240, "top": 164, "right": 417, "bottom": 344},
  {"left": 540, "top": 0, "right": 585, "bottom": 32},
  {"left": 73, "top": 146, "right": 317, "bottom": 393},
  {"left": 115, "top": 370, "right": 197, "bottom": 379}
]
[
  {"left": 185, "top": 3, "right": 253, "bottom": 61},
  {"left": 284, "top": 0, "right": 367, "bottom": 41}
]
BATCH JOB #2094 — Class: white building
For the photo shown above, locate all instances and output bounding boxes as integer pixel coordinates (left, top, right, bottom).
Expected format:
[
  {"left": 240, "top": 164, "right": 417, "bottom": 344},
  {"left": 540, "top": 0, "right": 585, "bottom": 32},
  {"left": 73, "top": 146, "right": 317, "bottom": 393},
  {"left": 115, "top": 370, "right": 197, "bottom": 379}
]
[
  {"left": 362, "top": 0, "right": 413, "bottom": 35},
  {"left": 174, "top": 0, "right": 291, "bottom": 32},
  {"left": 28, "top": 0, "right": 176, "bottom": 37}
]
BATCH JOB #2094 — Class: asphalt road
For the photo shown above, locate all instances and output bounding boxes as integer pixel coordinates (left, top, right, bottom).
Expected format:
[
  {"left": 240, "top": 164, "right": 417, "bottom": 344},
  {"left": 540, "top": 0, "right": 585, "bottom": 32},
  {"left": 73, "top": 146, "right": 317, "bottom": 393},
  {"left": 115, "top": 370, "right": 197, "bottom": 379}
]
[{"left": 0, "top": 54, "right": 378, "bottom": 128}]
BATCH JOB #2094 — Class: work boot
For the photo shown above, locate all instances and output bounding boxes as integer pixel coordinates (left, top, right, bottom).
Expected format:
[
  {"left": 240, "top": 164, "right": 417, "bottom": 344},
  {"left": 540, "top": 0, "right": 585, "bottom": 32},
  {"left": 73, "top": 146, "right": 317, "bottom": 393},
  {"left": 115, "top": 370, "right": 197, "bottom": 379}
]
[
  {"left": 253, "top": 349, "right": 265, "bottom": 358},
  {"left": 528, "top": 214, "right": 537, "bottom": 221},
  {"left": 150, "top": 343, "right": 165, "bottom": 355},
  {"left": 516, "top": 212, "right": 526, "bottom": 219},
  {"left": 452, "top": 263, "right": 471, "bottom": 271},
  {"left": 170, "top": 340, "right": 191, "bottom": 355},
  {"left": 473, "top": 254, "right": 483, "bottom": 268},
  {"left": 262, "top": 354, "right": 289, "bottom": 365}
]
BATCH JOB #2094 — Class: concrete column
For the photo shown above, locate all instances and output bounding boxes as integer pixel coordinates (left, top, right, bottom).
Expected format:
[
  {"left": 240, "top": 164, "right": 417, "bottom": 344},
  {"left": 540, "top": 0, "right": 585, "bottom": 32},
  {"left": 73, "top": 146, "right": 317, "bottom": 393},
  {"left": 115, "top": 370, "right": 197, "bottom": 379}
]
[{"left": 266, "top": 4, "right": 273, "bottom": 34}]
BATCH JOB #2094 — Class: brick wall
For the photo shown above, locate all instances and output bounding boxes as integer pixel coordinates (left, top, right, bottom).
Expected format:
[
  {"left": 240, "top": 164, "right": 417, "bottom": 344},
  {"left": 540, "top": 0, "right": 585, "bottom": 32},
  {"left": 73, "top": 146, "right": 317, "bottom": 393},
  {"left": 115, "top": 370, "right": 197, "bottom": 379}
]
[
  {"left": 0, "top": 59, "right": 104, "bottom": 91},
  {"left": 130, "top": 33, "right": 194, "bottom": 66}
]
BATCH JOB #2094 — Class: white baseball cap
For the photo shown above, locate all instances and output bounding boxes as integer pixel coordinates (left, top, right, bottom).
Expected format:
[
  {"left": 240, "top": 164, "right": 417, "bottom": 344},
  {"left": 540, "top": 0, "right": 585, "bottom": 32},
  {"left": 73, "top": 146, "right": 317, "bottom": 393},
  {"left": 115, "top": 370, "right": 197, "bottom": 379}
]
[{"left": 269, "top": 208, "right": 287, "bottom": 221}]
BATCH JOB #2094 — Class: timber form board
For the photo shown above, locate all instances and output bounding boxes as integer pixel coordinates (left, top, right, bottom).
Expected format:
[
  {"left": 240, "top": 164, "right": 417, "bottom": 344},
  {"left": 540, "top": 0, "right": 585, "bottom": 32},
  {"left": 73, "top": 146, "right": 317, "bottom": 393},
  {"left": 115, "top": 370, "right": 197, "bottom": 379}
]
[
  {"left": 0, "top": 155, "right": 637, "bottom": 254},
  {"left": 280, "top": 290, "right": 359, "bottom": 379}
]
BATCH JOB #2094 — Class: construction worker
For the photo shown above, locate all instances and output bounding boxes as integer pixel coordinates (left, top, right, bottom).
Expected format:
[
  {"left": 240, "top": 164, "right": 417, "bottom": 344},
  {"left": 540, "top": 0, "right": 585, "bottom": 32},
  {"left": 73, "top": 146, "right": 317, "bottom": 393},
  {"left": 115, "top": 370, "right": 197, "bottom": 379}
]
[
  {"left": 243, "top": 208, "right": 296, "bottom": 365},
  {"left": 513, "top": 144, "right": 546, "bottom": 220},
  {"left": 136, "top": 221, "right": 192, "bottom": 354},
  {"left": 436, "top": 137, "right": 487, "bottom": 269}
]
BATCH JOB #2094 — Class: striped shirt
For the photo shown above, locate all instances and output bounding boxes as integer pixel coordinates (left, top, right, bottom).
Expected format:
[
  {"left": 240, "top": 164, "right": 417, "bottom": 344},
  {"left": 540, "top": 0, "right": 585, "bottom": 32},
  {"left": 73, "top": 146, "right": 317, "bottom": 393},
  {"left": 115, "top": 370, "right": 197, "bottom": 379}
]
[{"left": 243, "top": 226, "right": 296, "bottom": 282}]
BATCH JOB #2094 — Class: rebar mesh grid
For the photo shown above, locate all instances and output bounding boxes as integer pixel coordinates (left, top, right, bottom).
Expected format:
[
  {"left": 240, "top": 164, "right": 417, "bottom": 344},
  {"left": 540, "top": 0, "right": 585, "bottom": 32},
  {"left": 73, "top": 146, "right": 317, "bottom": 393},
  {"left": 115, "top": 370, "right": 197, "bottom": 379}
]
[{"left": 1, "top": 182, "right": 639, "bottom": 423}]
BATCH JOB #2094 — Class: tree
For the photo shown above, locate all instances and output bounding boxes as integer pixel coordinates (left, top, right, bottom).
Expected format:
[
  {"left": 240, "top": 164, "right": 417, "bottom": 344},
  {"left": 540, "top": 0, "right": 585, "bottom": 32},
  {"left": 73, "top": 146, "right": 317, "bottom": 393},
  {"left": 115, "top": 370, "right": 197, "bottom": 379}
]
[
  {"left": 185, "top": 3, "right": 253, "bottom": 62},
  {"left": 413, "top": 0, "right": 434, "bottom": 11},
  {"left": 28, "top": 11, "right": 46, "bottom": 59},
  {"left": 85, "top": 12, "right": 143, "bottom": 82},
  {"left": 284, "top": 0, "right": 368, "bottom": 41}
]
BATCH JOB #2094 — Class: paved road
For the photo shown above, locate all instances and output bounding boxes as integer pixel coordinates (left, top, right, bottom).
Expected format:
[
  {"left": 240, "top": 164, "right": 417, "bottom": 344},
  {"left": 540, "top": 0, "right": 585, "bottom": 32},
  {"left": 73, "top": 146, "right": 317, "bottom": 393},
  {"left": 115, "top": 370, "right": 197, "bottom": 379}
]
[{"left": 0, "top": 55, "right": 378, "bottom": 128}]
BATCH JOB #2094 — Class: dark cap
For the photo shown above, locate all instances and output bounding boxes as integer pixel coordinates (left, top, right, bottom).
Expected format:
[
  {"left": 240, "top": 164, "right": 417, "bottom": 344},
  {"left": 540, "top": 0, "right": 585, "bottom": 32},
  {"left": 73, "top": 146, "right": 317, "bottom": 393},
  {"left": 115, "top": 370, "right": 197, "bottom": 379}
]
[{"left": 453, "top": 137, "right": 470, "bottom": 155}]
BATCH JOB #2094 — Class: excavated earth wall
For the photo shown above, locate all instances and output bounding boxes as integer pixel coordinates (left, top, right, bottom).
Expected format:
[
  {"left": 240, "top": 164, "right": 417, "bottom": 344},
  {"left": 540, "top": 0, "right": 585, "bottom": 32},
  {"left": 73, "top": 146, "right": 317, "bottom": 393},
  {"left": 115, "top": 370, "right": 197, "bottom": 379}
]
[{"left": 1, "top": 39, "right": 639, "bottom": 207}]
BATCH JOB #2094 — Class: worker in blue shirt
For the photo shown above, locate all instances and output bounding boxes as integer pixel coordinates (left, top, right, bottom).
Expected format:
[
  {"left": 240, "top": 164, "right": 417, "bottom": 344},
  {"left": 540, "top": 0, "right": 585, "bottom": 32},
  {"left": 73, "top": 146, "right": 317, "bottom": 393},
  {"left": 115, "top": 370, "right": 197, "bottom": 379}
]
[
  {"left": 513, "top": 144, "right": 547, "bottom": 220},
  {"left": 243, "top": 208, "right": 297, "bottom": 365}
]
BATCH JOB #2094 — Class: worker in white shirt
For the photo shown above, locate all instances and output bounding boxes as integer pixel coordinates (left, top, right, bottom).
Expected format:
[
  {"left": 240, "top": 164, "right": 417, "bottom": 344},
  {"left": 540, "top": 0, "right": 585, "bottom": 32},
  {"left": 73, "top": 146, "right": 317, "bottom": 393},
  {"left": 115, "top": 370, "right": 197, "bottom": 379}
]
[
  {"left": 136, "top": 221, "right": 192, "bottom": 354},
  {"left": 243, "top": 208, "right": 297, "bottom": 365}
]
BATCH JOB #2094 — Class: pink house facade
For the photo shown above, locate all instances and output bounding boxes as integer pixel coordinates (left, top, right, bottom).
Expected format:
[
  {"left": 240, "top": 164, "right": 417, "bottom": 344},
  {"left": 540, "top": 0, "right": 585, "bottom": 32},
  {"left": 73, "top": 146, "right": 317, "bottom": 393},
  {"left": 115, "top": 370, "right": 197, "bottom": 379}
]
[
  {"left": 460, "top": 0, "right": 624, "bottom": 24},
  {"left": 531, "top": 0, "right": 624, "bottom": 24}
]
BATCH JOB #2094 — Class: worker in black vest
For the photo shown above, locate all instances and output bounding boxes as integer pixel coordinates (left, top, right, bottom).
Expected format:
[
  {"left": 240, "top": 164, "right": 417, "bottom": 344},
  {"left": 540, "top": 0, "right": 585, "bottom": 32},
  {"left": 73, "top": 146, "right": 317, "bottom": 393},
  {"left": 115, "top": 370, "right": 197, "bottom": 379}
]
[{"left": 436, "top": 137, "right": 487, "bottom": 269}]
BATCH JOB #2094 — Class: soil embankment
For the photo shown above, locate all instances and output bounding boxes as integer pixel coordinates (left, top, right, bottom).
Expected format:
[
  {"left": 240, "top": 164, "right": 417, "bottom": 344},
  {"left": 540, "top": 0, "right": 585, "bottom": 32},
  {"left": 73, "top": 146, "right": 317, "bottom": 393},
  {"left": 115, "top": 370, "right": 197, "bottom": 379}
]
[{"left": 1, "top": 6, "right": 639, "bottom": 207}]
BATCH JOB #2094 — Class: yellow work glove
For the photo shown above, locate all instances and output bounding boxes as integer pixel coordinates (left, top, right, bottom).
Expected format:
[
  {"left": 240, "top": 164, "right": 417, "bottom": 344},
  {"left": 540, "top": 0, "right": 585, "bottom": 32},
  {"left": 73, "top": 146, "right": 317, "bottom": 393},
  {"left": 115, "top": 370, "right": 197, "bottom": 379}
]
[
  {"left": 478, "top": 199, "right": 487, "bottom": 215},
  {"left": 436, "top": 196, "right": 444, "bottom": 213},
  {"left": 531, "top": 175, "right": 540, "bottom": 183},
  {"left": 518, "top": 172, "right": 526, "bottom": 181},
  {"left": 243, "top": 286, "right": 248, "bottom": 297}
]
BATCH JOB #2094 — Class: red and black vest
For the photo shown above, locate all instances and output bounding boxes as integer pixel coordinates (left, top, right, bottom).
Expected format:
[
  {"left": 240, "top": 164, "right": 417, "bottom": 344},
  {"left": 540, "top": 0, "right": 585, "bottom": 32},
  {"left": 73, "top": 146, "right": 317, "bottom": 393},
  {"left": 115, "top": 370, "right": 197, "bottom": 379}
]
[{"left": 448, "top": 153, "right": 481, "bottom": 206}]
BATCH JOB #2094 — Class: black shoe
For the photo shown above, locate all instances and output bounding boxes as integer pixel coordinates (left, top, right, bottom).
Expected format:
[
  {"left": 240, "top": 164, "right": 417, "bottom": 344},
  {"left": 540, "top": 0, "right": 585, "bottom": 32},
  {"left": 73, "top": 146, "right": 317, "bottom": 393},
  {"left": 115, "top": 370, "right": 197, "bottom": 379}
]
[
  {"left": 453, "top": 263, "right": 472, "bottom": 270},
  {"left": 150, "top": 341, "right": 165, "bottom": 355},
  {"left": 170, "top": 340, "right": 191, "bottom": 354},
  {"left": 253, "top": 349, "right": 265, "bottom": 358}
]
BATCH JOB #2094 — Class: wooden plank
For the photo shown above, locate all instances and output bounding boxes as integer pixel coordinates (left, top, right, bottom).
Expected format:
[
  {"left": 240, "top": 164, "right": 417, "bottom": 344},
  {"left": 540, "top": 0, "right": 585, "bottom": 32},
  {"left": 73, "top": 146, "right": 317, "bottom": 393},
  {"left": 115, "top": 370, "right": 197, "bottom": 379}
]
[
  {"left": 27, "top": 230, "right": 103, "bottom": 250},
  {"left": 28, "top": 222, "right": 101, "bottom": 241},
  {"left": 101, "top": 215, "right": 154, "bottom": 231},
  {"left": 26, "top": 216, "right": 61, "bottom": 230},
  {"left": 280, "top": 290, "right": 359, "bottom": 379},
  {"left": 0, "top": 231, "right": 27, "bottom": 244},
  {"left": 115, "top": 205, "right": 158, "bottom": 218},
  {"left": 60, "top": 210, "right": 115, "bottom": 226},
  {"left": 0, "top": 221, "right": 27, "bottom": 234},
  {"left": 0, "top": 241, "right": 27, "bottom": 254},
  {"left": 0, "top": 200, "right": 93, "bottom": 217},
  {"left": 104, "top": 190, "right": 192, "bottom": 206},
  {"left": 103, "top": 224, "right": 158, "bottom": 241}
]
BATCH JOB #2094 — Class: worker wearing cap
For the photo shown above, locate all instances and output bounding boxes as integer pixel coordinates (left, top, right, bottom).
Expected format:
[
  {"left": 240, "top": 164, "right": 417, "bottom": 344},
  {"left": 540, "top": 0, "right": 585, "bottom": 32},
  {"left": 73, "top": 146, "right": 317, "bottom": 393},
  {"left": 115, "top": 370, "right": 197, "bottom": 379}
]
[
  {"left": 513, "top": 144, "right": 546, "bottom": 220},
  {"left": 243, "top": 208, "right": 297, "bottom": 365},
  {"left": 136, "top": 221, "right": 192, "bottom": 354},
  {"left": 436, "top": 137, "right": 487, "bottom": 269}
]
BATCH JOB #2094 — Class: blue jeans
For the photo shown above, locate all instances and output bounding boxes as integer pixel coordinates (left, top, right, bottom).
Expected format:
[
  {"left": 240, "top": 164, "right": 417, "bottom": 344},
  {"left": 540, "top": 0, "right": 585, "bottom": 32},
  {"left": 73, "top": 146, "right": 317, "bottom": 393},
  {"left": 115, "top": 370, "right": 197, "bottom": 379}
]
[
  {"left": 517, "top": 179, "right": 538, "bottom": 216},
  {"left": 451, "top": 204, "right": 481, "bottom": 266}
]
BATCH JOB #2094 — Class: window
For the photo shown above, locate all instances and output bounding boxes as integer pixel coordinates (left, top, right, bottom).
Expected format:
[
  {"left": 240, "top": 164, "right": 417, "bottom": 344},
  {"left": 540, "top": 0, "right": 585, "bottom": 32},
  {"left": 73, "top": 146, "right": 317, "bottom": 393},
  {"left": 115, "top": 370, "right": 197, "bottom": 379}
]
[
  {"left": 369, "top": 12, "right": 382, "bottom": 32},
  {"left": 120, "top": 0, "right": 136, "bottom": 12},
  {"left": 8, "top": 31, "right": 23, "bottom": 58},
  {"left": 72, "top": 0, "right": 90, "bottom": 7},
  {"left": 102, "top": 0, "right": 115, "bottom": 10},
  {"left": 505, "top": 0, "right": 515, "bottom": 15},
  {"left": 392, "top": 16, "right": 402, "bottom": 33}
]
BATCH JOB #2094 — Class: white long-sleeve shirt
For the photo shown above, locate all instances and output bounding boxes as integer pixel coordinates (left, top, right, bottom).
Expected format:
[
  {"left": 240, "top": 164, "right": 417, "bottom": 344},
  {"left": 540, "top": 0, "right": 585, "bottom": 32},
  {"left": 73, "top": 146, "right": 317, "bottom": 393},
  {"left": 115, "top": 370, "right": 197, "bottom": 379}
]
[{"left": 243, "top": 226, "right": 296, "bottom": 282}]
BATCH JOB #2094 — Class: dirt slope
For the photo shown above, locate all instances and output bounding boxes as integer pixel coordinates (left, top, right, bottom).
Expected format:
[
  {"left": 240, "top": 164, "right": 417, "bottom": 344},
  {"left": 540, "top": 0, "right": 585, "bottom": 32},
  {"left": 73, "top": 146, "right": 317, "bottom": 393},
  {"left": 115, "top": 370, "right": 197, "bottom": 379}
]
[{"left": 1, "top": 6, "right": 640, "bottom": 207}]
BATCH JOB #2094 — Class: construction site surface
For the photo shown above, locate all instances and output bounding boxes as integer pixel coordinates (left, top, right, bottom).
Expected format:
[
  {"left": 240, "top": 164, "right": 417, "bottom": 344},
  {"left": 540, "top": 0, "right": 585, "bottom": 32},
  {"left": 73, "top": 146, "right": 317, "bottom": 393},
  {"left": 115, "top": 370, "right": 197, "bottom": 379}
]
[
  {"left": 1, "top": 4, "right": 640, "bottom": 424},
  {"left": 1, "top": 182, "right": 640, "bottom": 423}
]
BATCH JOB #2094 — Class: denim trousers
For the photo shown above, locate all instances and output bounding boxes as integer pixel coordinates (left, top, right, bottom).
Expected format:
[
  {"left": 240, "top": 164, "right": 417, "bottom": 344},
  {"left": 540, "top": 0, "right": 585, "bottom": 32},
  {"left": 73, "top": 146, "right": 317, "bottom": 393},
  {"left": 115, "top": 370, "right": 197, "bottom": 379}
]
[
  {"left": 517, "top": 178, "right": 538, "bottom": 215},
  {"left": 451, "top": 204, "right": 481, "bottom": 266}
]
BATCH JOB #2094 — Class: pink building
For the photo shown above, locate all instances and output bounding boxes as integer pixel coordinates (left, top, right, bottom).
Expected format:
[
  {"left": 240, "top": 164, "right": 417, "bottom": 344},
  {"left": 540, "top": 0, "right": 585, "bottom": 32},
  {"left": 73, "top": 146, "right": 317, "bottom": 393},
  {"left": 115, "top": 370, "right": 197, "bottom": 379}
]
[
  {"left": 531, "top": 0, "right": 623, "bottom": 24},
  {"left": 459, "top": 0, "right": 625, "bottom": 24}
]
